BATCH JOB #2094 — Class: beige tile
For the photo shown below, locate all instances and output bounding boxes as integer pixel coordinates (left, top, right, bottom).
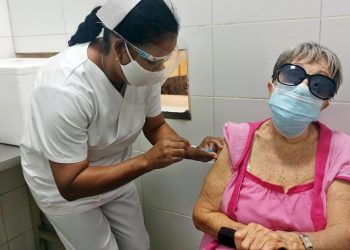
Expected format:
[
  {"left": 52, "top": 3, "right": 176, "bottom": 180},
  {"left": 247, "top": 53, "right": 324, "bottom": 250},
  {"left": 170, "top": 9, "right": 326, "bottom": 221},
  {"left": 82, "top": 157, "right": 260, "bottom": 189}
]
[
  {"left": 144, "top": 206, "right": 203, "bottom": 250},
  {"left": 320, "top": 102, "right": 350, "bottom": 135},
  {"left": 214, "top": 98, "right": 270, "bottom": 136},
  {"left": 0, "top": 166, "right": 25, "bottom": 196},
  {"left": 13, "top": 35, "right": 67, "bottom": 53},
  {"left": 8, "top": 230, "right": 35, "bottom": 250},
  {"left": 0, "top": 244, "right": 8, "bottom": 250},
  {"left": 1, "top": 187, "right": 32, "bottom": 240},
  {"left": 179, "top": 26, "right": 213, "bottom": 96},
  {"left": 62, "top": 0, "right": 104, "bottom": 34},
  {"left": 322, "top": 0, "right": 350, "bottom": 16},
  {"left": 213, "top": 0, "right": 321, "bottom": 24},
  {"left": 0, "top": 0, "right": 12, "bottom": 37},
  {"left": 0, "top": 38, "right": 14, "bottom": 58},
  {"left": 8, "top": 0, "right": 65, "bottom": 36},
  {"left": 0, "top": 205, "right": 6, "bottom": 245},
  {"left": 213, "top": 20, "right": 319, "bottom": 98},
  {"left": 320, "top": 17, "right": 350, "bottom": 102},
  {"left": 171, "top": 0, "right": 211, "bottom": 26},
  {"left": 143, "top": 159, "right": 211, "bottom": 216},
  {"left": 140, "top": 96, "right": 215, "bottom": 152}
]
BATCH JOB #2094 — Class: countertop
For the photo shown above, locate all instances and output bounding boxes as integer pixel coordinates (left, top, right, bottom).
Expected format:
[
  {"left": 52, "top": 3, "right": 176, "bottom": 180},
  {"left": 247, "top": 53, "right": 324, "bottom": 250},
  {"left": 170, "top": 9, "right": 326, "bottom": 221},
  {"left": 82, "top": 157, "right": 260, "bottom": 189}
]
[{"left": 0, "top": 144, "right": 21, "bottom": 172}]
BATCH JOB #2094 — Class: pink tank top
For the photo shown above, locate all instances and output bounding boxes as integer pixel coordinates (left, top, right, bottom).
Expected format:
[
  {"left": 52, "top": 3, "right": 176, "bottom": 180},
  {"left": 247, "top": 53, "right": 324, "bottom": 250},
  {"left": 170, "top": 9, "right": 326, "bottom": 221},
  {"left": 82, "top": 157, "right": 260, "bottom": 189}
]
[{"left": 199, "top": 120, "right": 350, "bottom": 250}]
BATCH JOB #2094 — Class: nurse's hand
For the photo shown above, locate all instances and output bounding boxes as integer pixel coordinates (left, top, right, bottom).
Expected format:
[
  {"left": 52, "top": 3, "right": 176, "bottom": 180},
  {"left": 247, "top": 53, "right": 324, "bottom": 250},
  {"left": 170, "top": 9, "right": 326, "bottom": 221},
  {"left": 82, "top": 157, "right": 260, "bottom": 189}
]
[
  {"left": 142, "top": 136, "right": 190, "bottom": 169},
  {"left": 187, "top": 136, "right": 224, "bottom": 162}
]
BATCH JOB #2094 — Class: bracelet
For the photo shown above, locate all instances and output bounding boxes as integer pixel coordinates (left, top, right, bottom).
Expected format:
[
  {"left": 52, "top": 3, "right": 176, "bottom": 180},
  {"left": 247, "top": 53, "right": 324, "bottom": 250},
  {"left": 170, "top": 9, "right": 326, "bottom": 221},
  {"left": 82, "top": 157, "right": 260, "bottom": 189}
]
[
  {"left": 299, "top": 234, "right": 313, "bottom": 250},
  {"left": 217, "top": 227, "right": 236, "bottom": 248}
]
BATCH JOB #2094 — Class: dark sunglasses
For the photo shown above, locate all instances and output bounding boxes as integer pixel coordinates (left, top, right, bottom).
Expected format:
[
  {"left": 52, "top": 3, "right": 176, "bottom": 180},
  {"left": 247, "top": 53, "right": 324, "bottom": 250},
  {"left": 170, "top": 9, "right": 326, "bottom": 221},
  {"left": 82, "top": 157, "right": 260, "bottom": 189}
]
[{"left": 276, "top": 63, "right": 336, "bottom": 100}]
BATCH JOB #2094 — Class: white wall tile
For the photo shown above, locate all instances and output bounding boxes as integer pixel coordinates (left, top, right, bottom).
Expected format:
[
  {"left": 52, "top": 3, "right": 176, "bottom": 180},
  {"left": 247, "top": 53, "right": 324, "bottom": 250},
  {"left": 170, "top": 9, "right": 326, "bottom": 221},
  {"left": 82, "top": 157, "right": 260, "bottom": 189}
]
[
  {"left": 179, "top": 26, "right": 213, "bottom": 96},
  {"left": 143, "top": 159, "right": 211, "bottom": 216},
  {"left": 139, "top": 96, "right": 214, "bottom": 152},
  {"left": 322, "top": 0, "right": 350, "bottom": 17},
  {"left": 0, "top": 244, "right": 8, "bottom": 250},
  {"left": 171, "top": 0, "right": 211, "bottom": 26},
  {"left": 62, "top": 0, "right": 104, "bottom": 34},
  {"left": 213, "top": 20, "right": 320, "bottom": 98},
  {"left": 144, "top": 206, "right": 203, "bottom": 250},
  {"left": 8, "top": 230, "right": 35, "bottom": 250},
  {"left": 0, "top": 187, "right": 32, "bottom": 240},
  {"left": 319, "top": 102, "right": 350, "bottom": 135},
  {"left": 0, "top": 166, "right": 25, "bottom": 196},
  {"left": 214, "top": 98, "right": 270, "bottom": 136},
  {"left": 213, "top": 0, "right": 321, "bottom": 24},
  {"left": 0, "top": 0, "right": 12, "bottom": 37},
  {"left": 0, "top": 205, "right": 6, "bottom": 245},
  {"left": 14, "top": 35, "right": 67, "bottom": 53},
  {"left": 320, "top": 17, "right": 350, "bottom": 102},
  {"left": 0, "top": 38, "right": 14, "bottom": 58},
  {"left": 8, "top": 0, "right": 65, "bottom": 36}
]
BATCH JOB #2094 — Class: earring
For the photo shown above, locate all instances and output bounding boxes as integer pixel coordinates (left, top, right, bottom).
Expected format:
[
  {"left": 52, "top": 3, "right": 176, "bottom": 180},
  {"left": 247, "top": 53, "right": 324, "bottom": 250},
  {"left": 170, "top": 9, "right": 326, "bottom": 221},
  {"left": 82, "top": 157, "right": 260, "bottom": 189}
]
[{"left": 116, "top": 57, "right": 120, "bottom": 62}]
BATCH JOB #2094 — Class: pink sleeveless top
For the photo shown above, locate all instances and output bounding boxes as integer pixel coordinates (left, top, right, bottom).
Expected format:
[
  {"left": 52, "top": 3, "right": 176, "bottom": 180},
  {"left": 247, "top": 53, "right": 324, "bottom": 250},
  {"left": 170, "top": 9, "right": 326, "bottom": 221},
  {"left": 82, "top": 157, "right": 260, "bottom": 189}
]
[{"left": 199, "top": 120, "right": 350, "bottom": 250}]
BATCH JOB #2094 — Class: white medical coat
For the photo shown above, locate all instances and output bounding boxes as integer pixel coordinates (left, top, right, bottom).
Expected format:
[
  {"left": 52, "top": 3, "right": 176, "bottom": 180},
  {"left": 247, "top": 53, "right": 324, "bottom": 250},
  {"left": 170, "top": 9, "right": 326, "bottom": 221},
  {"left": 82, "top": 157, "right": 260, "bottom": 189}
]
[{"left": 20, "top": 42, "right": 161, "bottom": 215}]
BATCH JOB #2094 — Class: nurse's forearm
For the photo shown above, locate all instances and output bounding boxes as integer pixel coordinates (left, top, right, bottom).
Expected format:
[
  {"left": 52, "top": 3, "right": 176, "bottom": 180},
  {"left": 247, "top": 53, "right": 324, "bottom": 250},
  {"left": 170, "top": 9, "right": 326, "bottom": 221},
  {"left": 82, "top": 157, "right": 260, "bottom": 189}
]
[
  {"left": 144, "top": 121, "right": 181, "bottom": 145},
  {"left": 50, "top": 154, "right": 153, "bottom": 201}
]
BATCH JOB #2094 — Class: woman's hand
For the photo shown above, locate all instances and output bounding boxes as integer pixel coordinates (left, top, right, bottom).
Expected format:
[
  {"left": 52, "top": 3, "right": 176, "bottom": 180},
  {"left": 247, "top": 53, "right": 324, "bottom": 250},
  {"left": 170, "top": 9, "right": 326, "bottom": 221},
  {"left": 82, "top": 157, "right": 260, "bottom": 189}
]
[
  {"left": 186, "top": 136, "right": 224, "bottom": 162},
  {"left": 198, "top": 136, "right": 224, "bottom": 154},
  {"left": 235, "top": 223, "right": 304, "bottom": 250}
]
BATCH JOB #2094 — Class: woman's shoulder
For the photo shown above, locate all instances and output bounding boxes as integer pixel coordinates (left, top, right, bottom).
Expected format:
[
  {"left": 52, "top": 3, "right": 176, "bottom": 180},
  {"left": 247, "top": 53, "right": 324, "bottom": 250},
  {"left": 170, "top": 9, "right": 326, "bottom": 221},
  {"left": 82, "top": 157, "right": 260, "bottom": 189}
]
[{"left": 327, "top": 126, "right": 350, "bottom": 149}]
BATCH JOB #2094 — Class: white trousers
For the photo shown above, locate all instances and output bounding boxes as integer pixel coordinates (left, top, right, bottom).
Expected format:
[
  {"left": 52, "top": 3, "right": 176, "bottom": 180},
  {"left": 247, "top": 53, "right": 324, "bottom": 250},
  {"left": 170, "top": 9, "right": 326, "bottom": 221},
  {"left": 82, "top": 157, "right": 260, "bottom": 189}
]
[{"left": 44, "top": 183, "right": 149, "bottom": 250}]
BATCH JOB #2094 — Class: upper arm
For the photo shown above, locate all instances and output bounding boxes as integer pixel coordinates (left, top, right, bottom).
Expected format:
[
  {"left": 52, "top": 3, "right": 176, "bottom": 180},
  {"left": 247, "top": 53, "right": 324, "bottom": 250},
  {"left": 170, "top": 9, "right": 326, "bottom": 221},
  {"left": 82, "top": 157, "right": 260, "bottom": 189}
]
[
  {"left": 326, "top": 179, "right": 350, "bottom": 228},
  {"left": 194, "top": 142, "right": 233, "bottom": 214},
  {"left": 143, "top": 113, "right": 166, "bottom": 134},
  {"left": 31, "top": 86, "right": 91, "bottom": 163},
  {"left": 49, "top": 159, "right": 89, "bottom": 200}
]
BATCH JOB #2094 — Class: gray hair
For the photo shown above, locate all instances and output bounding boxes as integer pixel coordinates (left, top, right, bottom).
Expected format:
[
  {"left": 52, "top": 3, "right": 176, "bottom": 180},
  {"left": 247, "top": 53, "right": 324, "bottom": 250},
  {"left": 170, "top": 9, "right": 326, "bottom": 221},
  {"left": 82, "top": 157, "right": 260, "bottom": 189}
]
[{"left": 272, "top": 42, "right": 343, "bottom": 92}]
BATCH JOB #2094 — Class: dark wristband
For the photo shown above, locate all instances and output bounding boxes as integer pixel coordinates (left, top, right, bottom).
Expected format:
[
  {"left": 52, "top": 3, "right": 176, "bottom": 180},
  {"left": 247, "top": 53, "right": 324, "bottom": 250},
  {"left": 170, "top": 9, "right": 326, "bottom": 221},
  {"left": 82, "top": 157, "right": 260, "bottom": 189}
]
[{"left": 217, "top": 227, "right": 236, "bottom": 248}]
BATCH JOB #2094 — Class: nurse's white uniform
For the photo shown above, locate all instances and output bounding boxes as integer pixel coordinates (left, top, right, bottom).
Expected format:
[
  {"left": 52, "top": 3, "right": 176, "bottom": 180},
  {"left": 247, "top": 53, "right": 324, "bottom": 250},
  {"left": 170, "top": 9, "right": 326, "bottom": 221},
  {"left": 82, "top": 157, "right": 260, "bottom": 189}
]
[{"left": 20, "top": 42, "right": 161, "bottom": 250}]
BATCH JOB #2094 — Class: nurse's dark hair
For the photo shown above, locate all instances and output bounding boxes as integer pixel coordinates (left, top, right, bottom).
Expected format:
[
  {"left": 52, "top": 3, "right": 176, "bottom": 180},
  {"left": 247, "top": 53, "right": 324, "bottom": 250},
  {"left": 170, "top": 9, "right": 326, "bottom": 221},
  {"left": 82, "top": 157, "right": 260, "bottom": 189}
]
[
  {"left": 68, "top": 0, "right": 179, "bottom": 52},
  {"left": 271, "top": 42, "right": 343, "bottom": 92}
]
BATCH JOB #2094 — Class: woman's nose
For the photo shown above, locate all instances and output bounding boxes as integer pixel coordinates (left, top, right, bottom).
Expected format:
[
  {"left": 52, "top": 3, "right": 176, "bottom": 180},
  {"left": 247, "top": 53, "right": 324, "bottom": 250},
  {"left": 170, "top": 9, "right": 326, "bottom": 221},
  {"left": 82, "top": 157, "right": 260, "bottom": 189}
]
[{"left": 300, "top": 77, "right": 309, "bottom": 87}]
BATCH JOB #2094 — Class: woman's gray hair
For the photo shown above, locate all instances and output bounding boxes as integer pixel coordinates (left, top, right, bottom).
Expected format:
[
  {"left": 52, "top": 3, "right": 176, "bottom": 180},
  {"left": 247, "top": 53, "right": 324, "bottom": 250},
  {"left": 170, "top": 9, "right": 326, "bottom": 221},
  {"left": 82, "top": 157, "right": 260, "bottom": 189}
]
[{"left": 272, "top": 42, "right": 343, "bottom": 92}]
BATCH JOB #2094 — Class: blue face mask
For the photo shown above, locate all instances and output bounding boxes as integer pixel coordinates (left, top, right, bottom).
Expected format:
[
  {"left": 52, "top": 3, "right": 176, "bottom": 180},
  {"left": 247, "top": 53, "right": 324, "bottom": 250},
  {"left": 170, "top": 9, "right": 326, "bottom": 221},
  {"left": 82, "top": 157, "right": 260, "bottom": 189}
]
[{"left": 268, "top": 83, "right": 324, "bottom": 138}]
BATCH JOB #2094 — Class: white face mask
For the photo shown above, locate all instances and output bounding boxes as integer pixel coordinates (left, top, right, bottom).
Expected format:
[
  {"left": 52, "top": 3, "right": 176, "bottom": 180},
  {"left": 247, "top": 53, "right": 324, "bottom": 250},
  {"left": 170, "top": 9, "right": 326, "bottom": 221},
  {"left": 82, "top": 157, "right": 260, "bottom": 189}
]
[{"left": 119, "top": 43, "right": 177, "bottom": 87}]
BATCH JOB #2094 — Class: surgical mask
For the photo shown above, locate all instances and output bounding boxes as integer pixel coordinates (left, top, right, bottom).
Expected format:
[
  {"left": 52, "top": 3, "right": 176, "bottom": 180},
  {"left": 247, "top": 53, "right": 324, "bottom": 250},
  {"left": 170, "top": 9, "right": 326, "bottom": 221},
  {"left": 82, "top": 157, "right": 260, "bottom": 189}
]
[
  {"left": 268, "top": 83, "right": 324, "bottom": 138},
  {"left": 119, "top": 43, "right": 179, "bottom": 87}
]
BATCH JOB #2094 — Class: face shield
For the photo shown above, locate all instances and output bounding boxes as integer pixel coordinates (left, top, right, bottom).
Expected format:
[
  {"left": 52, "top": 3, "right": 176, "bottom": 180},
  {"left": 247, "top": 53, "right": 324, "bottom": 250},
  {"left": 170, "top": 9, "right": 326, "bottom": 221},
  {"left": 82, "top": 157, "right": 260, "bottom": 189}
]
[{"left": 118, "top": 36, "right": 185, "bottom": 87}]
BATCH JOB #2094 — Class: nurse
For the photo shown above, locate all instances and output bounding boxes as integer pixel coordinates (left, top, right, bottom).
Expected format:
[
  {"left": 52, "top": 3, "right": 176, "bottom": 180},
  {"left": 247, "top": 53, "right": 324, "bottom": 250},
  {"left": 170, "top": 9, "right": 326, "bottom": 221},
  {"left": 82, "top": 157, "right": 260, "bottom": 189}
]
[{"left": 20, "top": 0, "right": 223, "bottom": 249}]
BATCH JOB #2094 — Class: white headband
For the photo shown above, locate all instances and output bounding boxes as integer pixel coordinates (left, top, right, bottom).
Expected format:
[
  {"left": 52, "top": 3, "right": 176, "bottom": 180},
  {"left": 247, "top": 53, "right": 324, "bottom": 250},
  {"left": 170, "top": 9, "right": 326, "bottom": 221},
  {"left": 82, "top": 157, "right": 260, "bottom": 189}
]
[{"left": 96, "top": 0, "right": 141, "bottom": 30}]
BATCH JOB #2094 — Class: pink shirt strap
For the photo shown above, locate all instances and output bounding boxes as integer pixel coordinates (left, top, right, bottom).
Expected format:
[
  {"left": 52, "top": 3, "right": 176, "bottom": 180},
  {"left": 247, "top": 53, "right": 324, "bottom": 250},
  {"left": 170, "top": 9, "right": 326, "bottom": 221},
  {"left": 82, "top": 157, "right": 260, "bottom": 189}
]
[{"left": 311, "top": 122, "right": 332, "bottom": 230}]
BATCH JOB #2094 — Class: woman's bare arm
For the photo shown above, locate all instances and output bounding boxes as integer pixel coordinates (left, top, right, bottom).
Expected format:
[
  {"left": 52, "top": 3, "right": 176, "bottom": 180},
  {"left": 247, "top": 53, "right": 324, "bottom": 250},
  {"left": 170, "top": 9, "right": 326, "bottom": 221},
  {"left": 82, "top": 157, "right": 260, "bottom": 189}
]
[
  {"left": 305, "top": 179, "right": 350, "bottom": 249},
  {"left": 193, "top": 142, "right": 245, "bottom": 238}
]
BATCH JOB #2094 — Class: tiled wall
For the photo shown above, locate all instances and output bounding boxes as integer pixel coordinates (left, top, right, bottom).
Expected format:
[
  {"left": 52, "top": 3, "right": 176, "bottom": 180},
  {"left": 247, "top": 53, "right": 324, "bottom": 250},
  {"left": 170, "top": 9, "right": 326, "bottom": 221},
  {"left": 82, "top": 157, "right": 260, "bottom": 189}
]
[
  {"left": 3, "top": 0, "right": 350, "bottom": 250},
  {"left": 0, "top": 0, "right": 14, "bottom": 58},
  {"left": 0, "top": 166, "right": 35, "bottom": 250}
]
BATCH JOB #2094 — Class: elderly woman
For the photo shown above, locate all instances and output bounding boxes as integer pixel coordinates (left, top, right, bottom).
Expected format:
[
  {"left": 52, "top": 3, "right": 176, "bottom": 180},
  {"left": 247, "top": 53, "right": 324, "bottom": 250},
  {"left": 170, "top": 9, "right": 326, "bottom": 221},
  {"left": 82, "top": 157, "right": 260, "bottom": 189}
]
[{"left": 193, "top": 42, "right": 350, "bottom": 250}]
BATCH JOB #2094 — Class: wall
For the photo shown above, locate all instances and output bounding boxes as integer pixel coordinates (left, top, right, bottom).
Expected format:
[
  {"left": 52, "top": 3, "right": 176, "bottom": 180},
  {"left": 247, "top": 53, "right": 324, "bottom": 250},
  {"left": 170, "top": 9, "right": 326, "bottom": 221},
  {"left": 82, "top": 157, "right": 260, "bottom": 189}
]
[
  {"left": 0, "top": 166, "right": 35, "bottom": 250},
  {"left": 0, "top": 0, "right": 14, "bottom": 58},
  {"left": 4, "top": 0, "right": 350, "bottom": 250}
]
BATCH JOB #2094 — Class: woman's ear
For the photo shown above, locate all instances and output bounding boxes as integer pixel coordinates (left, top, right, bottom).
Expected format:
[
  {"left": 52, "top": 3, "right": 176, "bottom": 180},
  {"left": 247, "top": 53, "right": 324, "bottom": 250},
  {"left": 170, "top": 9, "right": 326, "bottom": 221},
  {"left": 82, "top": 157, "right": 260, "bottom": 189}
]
[
  {"left": 268, "top": 81, "right": 274, "bottom": 97},
  {"left": 112, "top": 38, "right": 126, "bottom": 61},
  {"left": 321, "top": 100, "right": 330, "bottom": 111}
]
